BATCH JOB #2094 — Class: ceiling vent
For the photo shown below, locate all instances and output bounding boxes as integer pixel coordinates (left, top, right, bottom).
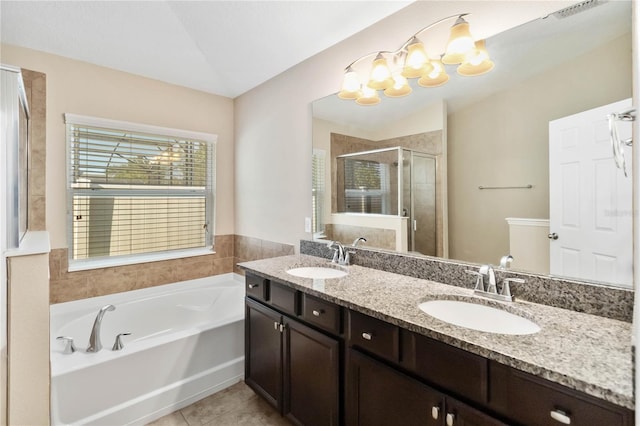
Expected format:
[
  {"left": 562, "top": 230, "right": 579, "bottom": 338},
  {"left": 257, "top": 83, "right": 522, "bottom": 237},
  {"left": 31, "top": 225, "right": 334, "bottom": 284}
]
[{"left": 552, "top": 0, "right": 605, "bottom": 19}]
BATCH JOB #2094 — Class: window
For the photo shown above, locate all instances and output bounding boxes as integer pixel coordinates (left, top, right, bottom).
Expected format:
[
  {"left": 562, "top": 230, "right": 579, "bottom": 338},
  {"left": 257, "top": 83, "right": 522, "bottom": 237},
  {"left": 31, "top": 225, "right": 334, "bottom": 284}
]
[
  {"left": 65, "top": 114, "right": 216, "bottom": 269},
  {"left": 312, "top": 149, "right": 326, "bottom": 235},
  {"left": 342, "top": 158, "right": 390, "bottom": 214}
]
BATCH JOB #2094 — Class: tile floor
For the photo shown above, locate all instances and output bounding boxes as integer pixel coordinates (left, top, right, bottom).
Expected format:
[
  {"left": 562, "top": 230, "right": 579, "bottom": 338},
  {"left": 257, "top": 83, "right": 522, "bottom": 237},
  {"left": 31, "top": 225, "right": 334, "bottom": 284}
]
[{"left": 147, "top": 381, "right": 291, "bottom": 426}]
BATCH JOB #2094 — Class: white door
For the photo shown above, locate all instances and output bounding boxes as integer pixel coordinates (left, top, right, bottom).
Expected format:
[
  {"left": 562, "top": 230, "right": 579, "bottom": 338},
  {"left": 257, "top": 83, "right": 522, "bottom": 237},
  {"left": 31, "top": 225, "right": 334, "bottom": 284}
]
[{"left": 549, "top": 98, "right": 633, "bottom": 287}]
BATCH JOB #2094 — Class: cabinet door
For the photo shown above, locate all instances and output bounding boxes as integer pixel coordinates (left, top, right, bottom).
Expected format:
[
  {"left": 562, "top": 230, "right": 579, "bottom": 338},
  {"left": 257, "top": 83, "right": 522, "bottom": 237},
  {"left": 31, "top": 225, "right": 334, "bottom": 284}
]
[
  {"left": 444, "top": 397, "right": 508, "bottom": 426},
  {"left": 347, "top": 349, "right": 444, "bottom": 426},
  {"left": 283, "top": 318, "right": 340, "bottom": 426},
  {"left": 245, "top": 298, "right": 283, "bottom": 411}
]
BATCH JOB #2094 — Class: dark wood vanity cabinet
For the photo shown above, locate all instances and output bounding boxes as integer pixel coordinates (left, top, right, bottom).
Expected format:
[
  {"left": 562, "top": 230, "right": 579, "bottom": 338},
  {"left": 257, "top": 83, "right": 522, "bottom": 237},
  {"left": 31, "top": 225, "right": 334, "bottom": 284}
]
[
  {"left": 244, "top": 273, "right": 633, "bottom": 426},
  {"left": 245, "top": 298, "right": 282, "bottom": 409},
  {"left": 346, "top": 311, "right": 507, "bottom": 426},
  {"left": 488, "top": 362, "right": 634, "bottom": 426},
  {"left": 347, "top": 348, "right": 507, "bottom": 426},
  {"left": 346, "top": 348, "right": 443, "bottom": 426},
  {"left": 245, "top": 276, "right": 340, "bottom": 426}
]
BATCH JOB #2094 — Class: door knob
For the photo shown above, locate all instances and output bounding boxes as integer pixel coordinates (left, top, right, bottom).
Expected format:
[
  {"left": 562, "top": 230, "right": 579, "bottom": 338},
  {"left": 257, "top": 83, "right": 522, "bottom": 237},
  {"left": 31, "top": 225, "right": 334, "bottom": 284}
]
[{"left": 548, "top": 233, "right": 558, "bottom": 240}]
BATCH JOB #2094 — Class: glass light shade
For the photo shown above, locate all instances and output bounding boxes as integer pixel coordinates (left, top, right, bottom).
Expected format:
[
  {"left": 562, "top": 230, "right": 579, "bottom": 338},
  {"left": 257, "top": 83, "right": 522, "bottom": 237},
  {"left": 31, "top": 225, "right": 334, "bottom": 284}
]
[
  {"left": 442, "top": 17, "right": 475, "bottom": 65},
  {"left": 356, "top": 84, "right": 381, "bottom": 106},
  {"left": 418, "top": 59, "right": 449, "bottom": 87},
  {"left": 457, "top": 40, "right": 494, "bottom": 76},
  {"left": 338, "top": 68, "right": 361, "bottom": 99},
  {"left": 384, "top": 73, "right": 412, "bottom": 97},
  {"left": 401, "top": 39, "right": 431, "bottom": 78},
  {"left": 367, "top": 54, "right": 394, "bottom": 90}
]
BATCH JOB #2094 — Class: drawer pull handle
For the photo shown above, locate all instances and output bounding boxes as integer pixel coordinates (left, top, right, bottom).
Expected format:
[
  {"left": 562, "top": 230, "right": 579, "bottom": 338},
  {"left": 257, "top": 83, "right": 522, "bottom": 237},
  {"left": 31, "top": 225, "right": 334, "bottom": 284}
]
[
  {"left": 248, "top": 284, "right": 259, "bottom": 289},
  {"left": 274, "top": 321, "right": 279, "bottom": 331},
  {"left": 362, "top": 332, "right": 373, "bottom": 341},
  {"left": 431, "top": 406, "right": 440, "bottom": 420},
  {"left": 446, "top": 413, "right": 455, "bottom": 426},
  {"left": 550, "top": 409, "right": 571, "bottom": 424},
  {"left": 312, "top": 309, "right": 324, "bottom": 317}
]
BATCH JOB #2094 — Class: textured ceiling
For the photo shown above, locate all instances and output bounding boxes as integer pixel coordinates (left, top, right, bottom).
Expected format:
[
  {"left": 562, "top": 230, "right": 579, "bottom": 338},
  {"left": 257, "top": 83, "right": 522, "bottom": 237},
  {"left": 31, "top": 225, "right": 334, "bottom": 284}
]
[{"left": 0, "top": 1, "right": 414, "bottom": 98}]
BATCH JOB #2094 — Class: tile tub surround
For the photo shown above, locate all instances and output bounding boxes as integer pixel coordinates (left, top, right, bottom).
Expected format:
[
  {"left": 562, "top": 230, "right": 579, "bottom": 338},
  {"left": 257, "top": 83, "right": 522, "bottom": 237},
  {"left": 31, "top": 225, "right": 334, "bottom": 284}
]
[
  {"left": 21, "top": 68, "right": 47, "bottom": 231},
  {"left": 300, "top": 239, "right": 634, "bottom": 322},
  {"left": 49, "top": 235, "right": 294, "bottom": 303},
  {"left": 233, "top": 235, "right": 295, "bottom": 275},
  {"left": 238, "top": 254, "right": 634, "bottom": 410}
]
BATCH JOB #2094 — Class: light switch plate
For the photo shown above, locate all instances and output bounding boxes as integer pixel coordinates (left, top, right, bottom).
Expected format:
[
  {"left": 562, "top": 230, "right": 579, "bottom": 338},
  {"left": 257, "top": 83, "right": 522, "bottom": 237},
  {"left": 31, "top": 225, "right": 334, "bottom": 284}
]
[{"left": 304, "top": 217, "right": 312, "bottom": 233}]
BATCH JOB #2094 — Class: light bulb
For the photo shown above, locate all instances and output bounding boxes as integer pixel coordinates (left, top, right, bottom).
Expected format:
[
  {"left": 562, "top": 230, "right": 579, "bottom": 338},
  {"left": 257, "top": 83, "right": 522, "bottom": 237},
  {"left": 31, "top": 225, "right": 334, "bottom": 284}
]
[
  {"left": 356, "top": 84, "right": 381, "bottom": 105},
  {"left": 402, "top": 38, "right": 430, "bottom": 78},
  {"left": 384, "top": 73, "right": 412, "bottom": 97},
  {"left": 338, "top": 67, "right": 361, "bottom": 100},
  {"left": 367, "top": 53, "right": 393, "bottom": 90},
  {"left": 443, "top": 16, "right": 476, "bottom": 65}
]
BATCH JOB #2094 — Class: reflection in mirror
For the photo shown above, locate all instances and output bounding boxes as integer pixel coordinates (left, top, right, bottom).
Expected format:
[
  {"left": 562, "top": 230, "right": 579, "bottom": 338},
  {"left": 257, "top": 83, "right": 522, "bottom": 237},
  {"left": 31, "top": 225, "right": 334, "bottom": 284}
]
[{"left": 312, "top": 1, "right": 633, "bottom": 288}]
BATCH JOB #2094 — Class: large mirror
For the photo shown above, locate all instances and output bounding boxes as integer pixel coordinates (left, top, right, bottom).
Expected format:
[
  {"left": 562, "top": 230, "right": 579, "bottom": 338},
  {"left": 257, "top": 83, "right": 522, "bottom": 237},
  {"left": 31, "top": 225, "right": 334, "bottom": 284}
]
[{"left": 312, "top": 0, "right": 633, "bottom": 288}]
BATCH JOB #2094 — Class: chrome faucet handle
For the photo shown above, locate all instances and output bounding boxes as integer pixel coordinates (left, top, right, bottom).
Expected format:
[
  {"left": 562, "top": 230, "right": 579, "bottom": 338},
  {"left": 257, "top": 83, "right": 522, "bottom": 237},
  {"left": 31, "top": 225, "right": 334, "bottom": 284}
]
[
  {"left": 112, "top": 332, "right": 131, "bottom": 351},
  {"left": 344, "top": 249, "right": 356, "bottom": 266},
  {"left": 479, "top": 264, "right": 497, "bottom": 294},
  {"left": 501, "top": 277, "right": 525, "bottom": 299},
  {"left": 465, "top": 270, "right": 484, "bottom": 291},
  {"left": 330, "top": 248, "right": 340, "bottom": 263},
  {"left": 56, "top": 336, "right": 76, "bottom": 354},
  {"left": 328, "top": 241, "right": 346, "bottom": 264}
]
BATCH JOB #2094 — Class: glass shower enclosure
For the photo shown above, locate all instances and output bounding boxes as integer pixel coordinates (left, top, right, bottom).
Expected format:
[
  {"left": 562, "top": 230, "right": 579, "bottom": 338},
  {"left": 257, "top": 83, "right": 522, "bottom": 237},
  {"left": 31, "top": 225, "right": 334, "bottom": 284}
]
[{"left": 336, "top": 147, "right": 437, "bottom": 255}]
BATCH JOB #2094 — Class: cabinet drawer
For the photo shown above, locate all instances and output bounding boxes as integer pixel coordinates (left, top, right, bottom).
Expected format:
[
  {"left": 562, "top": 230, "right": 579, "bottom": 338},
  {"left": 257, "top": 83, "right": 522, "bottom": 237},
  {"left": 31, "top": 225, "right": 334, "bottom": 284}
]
[
  {"left": 348, "top": 310, "right": 399, "bottom": 362},
  {"left": 246, "top": 273, "right": 268, "bottom": 302},
  {"left": 402, "top": 330, "right": 488, "bottom": 404},
  {"left": 490, "top": 362, "right": 632, "bottom": 426},
  {"left": 301, "top": 294, "right": 342, "bottom": 335},
  {"left": 270, "top": 281, "right": 298, "bottom": 316}
]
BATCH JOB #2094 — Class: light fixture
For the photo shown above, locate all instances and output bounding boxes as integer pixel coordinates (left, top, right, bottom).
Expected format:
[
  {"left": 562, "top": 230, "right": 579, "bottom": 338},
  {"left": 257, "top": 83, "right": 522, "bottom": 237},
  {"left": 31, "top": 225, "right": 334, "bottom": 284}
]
[
  {"left": 338, "top": 13, "right": 491, "bottom": 106},
  {"left": 367, "top": 53, "right": 394, "bottom": 90},
  {"left": 418, "top": 57, "right": 449, "bottom": 87},
  {"left": 457, "top": 39, "right": 494, "bottom": 76},
  {"left": 338, "top": 66, "right": 361, "bottom": 99},
  {"left": 402, "top": 37, "right": 432, "bottom": 78},
  {"left": 384, "top": 72, "right": 412, "bottom": 97},
  {"left": 442, "top": 15, "right": 476, "bottom": 65},
  {"left": 356, "top": 84, "right": 381, "bottom": 106}
]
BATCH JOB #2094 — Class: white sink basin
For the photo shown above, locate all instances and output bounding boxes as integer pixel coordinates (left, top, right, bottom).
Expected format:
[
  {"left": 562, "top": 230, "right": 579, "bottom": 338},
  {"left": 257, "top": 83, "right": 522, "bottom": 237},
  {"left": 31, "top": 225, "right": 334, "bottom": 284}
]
[
  {"left": 418, "top": 300, "right": 540, "bottom": 335},
  {"left": 286, "top": 267, "right": 347, "bottom": 279}
]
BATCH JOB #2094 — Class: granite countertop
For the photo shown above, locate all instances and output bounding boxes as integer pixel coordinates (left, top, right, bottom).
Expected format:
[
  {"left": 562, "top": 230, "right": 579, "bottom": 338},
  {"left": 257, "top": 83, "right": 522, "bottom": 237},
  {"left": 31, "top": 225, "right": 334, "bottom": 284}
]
[{"left": 239, "top": 254, "right": 634, "bottom": 410}]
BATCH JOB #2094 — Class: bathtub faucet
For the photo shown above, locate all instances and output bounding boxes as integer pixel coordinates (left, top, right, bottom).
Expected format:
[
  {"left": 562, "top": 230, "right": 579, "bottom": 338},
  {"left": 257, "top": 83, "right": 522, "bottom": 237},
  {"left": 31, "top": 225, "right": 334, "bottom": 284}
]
[{"left": 87, "top": 304, "right": 116, "bottom": 353}]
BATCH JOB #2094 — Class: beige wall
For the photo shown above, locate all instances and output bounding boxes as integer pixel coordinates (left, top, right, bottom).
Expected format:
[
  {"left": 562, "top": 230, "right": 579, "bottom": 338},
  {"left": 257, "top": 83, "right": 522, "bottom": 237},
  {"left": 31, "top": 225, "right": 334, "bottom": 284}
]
[
  {"left": 234, "top": 1, "right": 574, "bottom": 251},
  {"left": 447, "top": 34, "right": 632, "bottom": 264},
  {"left": 0, "top": 44, "right": 235, "bottom": 250},
  {"left": 7, "top": 249, "right": 50, "bottom": 425}
]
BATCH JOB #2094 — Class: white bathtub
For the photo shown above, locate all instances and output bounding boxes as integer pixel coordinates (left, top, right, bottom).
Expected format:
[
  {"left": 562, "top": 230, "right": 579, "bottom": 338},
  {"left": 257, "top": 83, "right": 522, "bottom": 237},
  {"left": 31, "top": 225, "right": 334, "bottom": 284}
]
[{"left": 50, "top": 273, "right": 245, "bottom": 426}]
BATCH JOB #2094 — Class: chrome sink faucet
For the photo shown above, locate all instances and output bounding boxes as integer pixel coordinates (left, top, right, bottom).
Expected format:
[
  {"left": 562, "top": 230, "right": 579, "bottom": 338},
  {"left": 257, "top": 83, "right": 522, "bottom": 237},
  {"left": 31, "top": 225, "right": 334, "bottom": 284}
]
[
  {"left": 479, "top": 264, "right": 497, "bottom": 294},
  {"left": 328, "top": 241, "right": 345, "bottom": 264},
  {"left": 87, "top": 304, "right": 116, "bottom": 353},
  {"left": 465, "top": 255, "right": 524, "bottom": 302},
  {"left": 328, "top": 237, "right": 366, "bottom": 266},
  {"left": 352, "top": 237, "right": 367, "bottom": 247}
]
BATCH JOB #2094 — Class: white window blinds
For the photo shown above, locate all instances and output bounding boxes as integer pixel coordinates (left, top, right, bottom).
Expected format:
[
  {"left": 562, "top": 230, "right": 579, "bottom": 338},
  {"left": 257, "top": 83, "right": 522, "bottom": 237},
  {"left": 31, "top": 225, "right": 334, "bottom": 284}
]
[
  {"left": 66, "top": 114, "right": 216, "bottom": 264},
  {"left": 312, "top": 149, "right": 326, "bottom": 235},
  {"left": 343, "top": 159, "right": 388, "bottom": 214}
]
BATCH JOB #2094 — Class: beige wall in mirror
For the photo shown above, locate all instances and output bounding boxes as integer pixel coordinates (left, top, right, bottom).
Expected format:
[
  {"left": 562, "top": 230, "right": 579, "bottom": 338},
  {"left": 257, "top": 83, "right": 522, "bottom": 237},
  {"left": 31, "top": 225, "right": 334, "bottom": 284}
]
[
  {"left": 311, "top": 0, "right": 633, "bottom": 288},
  {"left": 448, "top": 33, "right": 631, "bottom": 266}
]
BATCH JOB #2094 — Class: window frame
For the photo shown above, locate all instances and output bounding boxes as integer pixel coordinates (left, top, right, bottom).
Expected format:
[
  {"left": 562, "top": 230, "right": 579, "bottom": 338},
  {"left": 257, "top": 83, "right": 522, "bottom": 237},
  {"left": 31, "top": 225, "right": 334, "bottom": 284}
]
[{"left": 64, "top": 113, "right": 217, "bottom": 272}]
